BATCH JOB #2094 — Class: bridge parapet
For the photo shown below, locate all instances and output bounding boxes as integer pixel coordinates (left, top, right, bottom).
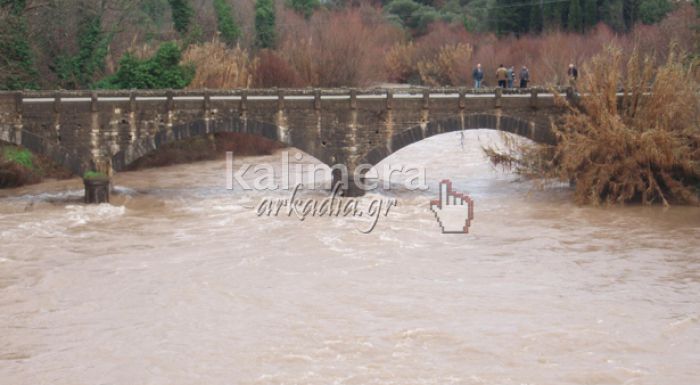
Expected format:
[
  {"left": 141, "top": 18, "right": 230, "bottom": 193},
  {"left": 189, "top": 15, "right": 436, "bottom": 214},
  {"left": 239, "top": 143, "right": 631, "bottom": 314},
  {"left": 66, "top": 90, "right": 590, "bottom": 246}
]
[{"left": 3, "top": 86, "right": 568, "bottom": 98}]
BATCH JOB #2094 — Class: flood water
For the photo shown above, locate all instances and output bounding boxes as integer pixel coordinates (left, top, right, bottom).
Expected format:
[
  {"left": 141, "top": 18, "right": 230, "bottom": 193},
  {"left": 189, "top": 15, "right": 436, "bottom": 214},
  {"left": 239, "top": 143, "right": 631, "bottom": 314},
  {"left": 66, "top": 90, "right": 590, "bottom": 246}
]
[{"left": 1, "top": 130, "right": 698, "bottom": 385}]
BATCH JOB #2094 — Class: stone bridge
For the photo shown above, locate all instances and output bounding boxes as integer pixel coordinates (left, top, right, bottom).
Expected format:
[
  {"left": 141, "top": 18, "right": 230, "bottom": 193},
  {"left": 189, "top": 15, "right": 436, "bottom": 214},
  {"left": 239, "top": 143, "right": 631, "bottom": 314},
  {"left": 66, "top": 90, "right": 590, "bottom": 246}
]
[{"left": 0, "top": 88, "right": 569, "bottom": 195}]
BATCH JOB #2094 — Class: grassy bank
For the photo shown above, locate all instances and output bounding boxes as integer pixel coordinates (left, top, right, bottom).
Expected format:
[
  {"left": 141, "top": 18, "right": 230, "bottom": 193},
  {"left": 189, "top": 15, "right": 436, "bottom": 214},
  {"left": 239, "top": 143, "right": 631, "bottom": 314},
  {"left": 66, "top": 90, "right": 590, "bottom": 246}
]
[{"left": 0, "top": 145, "right": 71, "bottom": 188}]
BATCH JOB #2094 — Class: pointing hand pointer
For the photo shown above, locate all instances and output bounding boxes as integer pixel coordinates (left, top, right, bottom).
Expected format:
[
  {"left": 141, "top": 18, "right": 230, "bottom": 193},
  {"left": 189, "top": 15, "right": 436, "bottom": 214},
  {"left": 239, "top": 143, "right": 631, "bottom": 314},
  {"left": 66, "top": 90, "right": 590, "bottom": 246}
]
[{"left": 430, "top": 180, "right": 475, "bottom": 234}]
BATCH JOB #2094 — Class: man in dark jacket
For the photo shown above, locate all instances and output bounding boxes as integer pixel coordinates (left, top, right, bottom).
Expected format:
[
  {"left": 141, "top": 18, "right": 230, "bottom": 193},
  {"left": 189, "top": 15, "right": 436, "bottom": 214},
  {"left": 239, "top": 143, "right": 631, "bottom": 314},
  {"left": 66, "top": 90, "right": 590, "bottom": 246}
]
[
  {"left": 520, "top": 66, "right": 530, "bottom": 88},
  {"left": 472, "top": 63, "right": 484, "bottom": 89}
]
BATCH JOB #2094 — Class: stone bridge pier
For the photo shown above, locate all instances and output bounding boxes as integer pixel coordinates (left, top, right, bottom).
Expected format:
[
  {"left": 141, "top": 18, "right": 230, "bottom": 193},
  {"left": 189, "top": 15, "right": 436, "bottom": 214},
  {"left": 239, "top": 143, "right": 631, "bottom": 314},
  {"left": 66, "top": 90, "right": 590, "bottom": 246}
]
[{"left": 0, "top": 88, "right": 567, "bottom": 198}]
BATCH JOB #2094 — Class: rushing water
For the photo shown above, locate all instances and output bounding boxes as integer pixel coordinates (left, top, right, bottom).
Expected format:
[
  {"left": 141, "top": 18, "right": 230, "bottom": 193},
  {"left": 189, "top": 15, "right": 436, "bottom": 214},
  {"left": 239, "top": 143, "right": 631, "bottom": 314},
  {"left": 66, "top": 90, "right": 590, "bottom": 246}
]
[{"left": 0, "top": 130, "right": 698, "bottom": 385}]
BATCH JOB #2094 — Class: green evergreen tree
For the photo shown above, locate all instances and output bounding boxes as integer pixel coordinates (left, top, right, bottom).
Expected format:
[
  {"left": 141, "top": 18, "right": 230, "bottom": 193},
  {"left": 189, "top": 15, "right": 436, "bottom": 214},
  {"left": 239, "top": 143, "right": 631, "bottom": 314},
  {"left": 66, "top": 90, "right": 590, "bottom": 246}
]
[
  {"left": 529, "top": 2, "right": 543, "bottom": 33},
  {"left": 385, "top": 0, "right": 440, "bottom": 35},
  {"left": 490, "top": 0, "right": 530, "bottom": 36},
  {"left": 255, "top": 0, "right": 276, "bottom": 49},
  {"left": 638, "top": 0, "right": 672, "bottom": 24},
  {"left": 603, "top": 0, "right": 626, "bottom": 31},
  {"left": 622, "top": 0, "right": 641, "bottom": 30},
  {"left": 287, "top": 0, "right": 320, "bottom": 19},
  {"left": 568, "top": 0, "right": 583, "bottom": 32},
  {"left": 583, "top": 0, "right": 597, "bottom": 29},
  {"left": 213, "top": 0, "right": 241, "bottom": 46},
  {"left": 168, "top": 0, "right": 194, "bottom": 34},
  {"left": 542, "top": 1, "right": 564, "bottom": 30}
]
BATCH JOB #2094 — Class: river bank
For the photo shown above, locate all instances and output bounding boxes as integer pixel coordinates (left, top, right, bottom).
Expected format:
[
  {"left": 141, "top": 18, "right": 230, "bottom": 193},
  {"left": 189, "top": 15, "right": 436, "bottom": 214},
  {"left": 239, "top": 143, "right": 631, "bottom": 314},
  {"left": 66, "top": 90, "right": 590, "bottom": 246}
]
[{"left": 0, "top": 145, "right": 72, "bottom": 188}]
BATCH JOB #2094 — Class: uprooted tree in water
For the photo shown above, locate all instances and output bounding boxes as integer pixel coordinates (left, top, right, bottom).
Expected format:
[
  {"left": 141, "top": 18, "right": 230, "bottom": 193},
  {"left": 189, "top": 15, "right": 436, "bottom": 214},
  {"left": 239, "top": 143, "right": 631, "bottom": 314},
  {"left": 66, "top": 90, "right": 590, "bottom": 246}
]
[{"left": 485, "top": 45, "right": 700, "bottom": 206}]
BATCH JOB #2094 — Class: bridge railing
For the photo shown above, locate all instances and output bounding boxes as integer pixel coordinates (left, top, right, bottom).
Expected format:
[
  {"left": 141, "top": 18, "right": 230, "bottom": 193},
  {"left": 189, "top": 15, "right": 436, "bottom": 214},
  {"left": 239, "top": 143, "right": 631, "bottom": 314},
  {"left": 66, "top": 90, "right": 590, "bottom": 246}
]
[{"left": 0, "top": 87, "right": 572, "bottom": 101}]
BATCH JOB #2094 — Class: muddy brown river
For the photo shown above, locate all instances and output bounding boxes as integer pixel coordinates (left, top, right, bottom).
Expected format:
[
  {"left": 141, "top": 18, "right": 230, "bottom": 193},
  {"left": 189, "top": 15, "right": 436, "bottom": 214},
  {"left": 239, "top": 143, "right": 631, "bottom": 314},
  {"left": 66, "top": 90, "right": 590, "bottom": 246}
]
[{"left": 1, "top": 131, "right": 698, "bottom": 385}]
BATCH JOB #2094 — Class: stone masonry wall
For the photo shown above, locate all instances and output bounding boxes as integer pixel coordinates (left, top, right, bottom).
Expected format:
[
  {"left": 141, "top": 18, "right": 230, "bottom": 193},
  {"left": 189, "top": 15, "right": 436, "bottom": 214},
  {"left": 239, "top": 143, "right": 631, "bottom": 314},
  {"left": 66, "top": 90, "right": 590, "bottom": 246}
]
[{"left": 0, "top": 89, "right": 566, "bottom": 182}]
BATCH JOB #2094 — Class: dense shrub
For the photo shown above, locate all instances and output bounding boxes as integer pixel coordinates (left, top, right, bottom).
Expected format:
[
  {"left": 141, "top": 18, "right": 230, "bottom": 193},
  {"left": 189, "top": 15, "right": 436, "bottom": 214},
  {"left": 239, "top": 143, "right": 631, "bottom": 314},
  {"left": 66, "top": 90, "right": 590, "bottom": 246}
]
[
  {"left": 417, "top": 43, "right": 472, "bottom": 86},
  {"left": 385, "top": 42, "right": 419, "bottom": 83},
  {"left": 96, "top": 42, "right": 194, "bottom": 89},
  {"left": 278, "top": 7, "right": 403, "bottom": 87},
  {"left": 2, "top": 146, "right": 33, "bottom": 169},
  {"left": 253, "top": 49, "right": 302, "bottom": 87}
]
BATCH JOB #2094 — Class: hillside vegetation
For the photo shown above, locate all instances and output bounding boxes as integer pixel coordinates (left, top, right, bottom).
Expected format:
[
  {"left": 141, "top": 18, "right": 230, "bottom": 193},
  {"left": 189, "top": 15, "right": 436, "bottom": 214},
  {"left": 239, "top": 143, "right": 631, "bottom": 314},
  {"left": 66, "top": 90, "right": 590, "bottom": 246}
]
[{"left": 1, "top": 0, "right": 698, "bottom": 90}]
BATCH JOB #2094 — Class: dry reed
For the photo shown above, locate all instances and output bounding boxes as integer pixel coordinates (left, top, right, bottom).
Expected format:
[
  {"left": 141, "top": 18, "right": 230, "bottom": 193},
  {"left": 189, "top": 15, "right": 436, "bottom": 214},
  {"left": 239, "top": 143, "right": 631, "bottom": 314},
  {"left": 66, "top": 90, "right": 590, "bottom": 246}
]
[{"left": 182, "top": 38, "right": 256, "bottom": 89}]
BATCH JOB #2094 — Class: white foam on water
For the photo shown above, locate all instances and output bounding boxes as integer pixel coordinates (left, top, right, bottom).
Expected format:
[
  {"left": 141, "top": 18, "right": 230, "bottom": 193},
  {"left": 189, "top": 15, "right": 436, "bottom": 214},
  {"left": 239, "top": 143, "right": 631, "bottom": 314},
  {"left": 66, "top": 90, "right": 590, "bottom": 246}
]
[{"left": 64, "top": 204, "right": 126, "bottom": 227}]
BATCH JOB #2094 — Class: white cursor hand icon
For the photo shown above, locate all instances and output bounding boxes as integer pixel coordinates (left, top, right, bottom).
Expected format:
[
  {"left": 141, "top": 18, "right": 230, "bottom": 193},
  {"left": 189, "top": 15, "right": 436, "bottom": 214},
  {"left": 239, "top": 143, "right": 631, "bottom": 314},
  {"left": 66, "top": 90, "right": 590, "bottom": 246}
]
[{"left": 430, "top": 180, "right": 474, "bottom": 234}]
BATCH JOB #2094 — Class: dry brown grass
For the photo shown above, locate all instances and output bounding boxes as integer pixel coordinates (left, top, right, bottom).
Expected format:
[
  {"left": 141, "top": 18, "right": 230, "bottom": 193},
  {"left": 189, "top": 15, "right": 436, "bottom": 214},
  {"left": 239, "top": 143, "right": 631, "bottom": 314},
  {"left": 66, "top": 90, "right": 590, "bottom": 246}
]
[
  {"left": 488, "top": 45, "right": 700, "bottom": 206},
  {"left": 417, "top": 43, "right": 473, "bottom": 86},
  {"left": 182, "top": 38, "right": 256, "bottom": 89},
  {"left": 385, "top": 42, "right": 418, "bottom": 83}
]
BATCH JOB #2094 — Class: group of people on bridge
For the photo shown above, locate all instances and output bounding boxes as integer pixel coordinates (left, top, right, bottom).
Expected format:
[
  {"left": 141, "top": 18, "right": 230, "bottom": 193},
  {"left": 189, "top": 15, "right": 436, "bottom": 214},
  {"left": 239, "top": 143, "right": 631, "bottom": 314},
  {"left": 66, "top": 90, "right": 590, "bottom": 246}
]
[{"left": 471, "top": 63, "right": 579, "bottom": 89}]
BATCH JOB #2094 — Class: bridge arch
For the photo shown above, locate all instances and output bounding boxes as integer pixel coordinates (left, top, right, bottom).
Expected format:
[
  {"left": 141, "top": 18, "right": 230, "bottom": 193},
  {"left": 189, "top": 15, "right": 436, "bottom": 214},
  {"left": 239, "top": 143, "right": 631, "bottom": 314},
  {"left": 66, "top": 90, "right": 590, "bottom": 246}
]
[
  {"left": 111, "top": 116, "right": 286, "bottom": 172},
  {"left": 359, "top": 113, "right": 555, "bottom": 167}
]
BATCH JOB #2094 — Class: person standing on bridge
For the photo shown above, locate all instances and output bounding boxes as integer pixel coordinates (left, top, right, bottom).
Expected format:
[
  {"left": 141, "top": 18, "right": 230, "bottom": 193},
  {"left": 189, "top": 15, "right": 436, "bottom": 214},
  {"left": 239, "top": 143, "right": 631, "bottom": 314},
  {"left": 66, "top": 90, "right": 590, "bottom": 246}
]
[
  {"left": 507, "top": 66, "right": 515, "bottom": 88},
  {"left": 472, "top": 64, "right": 484, "bottom": 89},
  {"left": 519, "top": 66, "right": 530, "bottom": 88},
  {"left": 496, "top": 64, "right": 508, "bottom": 88},
  {"left": 567, "top": 64, "right": 578, "bottom": 88}
]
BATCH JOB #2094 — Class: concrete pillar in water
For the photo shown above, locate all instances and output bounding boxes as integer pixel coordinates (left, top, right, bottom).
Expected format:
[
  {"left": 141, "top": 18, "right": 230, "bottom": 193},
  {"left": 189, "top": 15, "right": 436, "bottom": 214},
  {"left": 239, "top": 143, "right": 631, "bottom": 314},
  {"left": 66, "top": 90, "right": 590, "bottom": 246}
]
[
  {"left": 84, "top": 156, "right": 113, "bottom": 204},
  {"left": 331, "top": 169, "right": 367, "bottom": 198},
  {"left": 84, "top": 177, "right": 110, "bottom": 204}
]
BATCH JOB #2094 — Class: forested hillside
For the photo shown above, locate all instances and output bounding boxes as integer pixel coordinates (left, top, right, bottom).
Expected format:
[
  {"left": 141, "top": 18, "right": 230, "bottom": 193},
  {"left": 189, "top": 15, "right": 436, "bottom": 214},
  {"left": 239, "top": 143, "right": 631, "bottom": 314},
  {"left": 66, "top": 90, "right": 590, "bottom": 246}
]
[{"left": 1, "top": 0, "right": 698, "bottom": 90}]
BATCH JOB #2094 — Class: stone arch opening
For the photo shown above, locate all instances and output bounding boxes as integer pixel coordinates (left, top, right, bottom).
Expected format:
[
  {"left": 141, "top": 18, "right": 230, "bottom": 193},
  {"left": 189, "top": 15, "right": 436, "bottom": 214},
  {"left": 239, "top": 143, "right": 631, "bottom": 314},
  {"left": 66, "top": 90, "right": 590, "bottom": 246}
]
[
  {"left": 111, "top": 116, "right": 286, "bottom": 172},
  {"left": 359, "top": 114, "right": 554, "bottom": 167}
]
